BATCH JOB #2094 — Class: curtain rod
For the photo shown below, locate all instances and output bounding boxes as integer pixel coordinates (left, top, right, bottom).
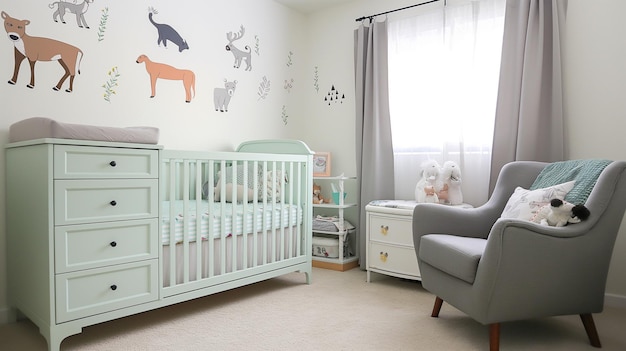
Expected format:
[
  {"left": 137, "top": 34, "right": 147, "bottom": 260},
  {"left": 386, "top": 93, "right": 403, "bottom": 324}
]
[{"left": 355, "top": 0, "right": 442, "bottom": 22}]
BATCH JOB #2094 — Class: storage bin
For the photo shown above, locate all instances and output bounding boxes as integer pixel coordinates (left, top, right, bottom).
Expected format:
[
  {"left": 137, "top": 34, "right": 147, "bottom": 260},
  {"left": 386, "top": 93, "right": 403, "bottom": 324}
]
[{"left": 312, "top": 236, "right": 340, "bottom": 258}]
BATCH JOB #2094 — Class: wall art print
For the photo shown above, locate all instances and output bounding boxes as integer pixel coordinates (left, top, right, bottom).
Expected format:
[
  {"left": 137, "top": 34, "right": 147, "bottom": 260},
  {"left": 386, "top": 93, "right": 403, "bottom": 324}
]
[
  {"left": 281, "top": 105, "right": 288, "bottom": 125},
  {"left": 284, "top": 78, "right": 293, "bottom": 93},
  {"left": 49, "top": 0, "right": 94, "bottom": 29},
  {"left": 2, "top": 11, "right": 84, "bottom": 92},
  {"left": 325, "top": 85, "right": 345, "bottom": 106},
  {"left": 97, "top": 7, "right": 109, "bottom": 42},
  {"left": 313, "top": 66, "right": 319, "bottom": 93},
  {"left": 258, "top": 76, "right": 270, "bottom": 100},
  {"left": 136, "top": 54, "right": 195, "bottom": 103},
  {"left": 102, "top": 66, "right": 120, "bottom": 102},
  {"left": 225, "top": 25, "right": 252, "bottom": 71},
  {"left": 148, "top": 7, "right": 189, "bottom": 52},
  {"left": 214, "top": 79, "right": 238, "bottom": 112}
]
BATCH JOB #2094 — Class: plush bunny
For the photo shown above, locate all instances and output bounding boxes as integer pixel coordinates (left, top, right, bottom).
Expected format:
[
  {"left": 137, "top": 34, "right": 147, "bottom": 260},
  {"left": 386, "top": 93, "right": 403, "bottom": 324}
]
[
  {"left": 440, "top": 161, "right": 463, "bottom": 205},
  {"left": 415, "top": 160, "right": 442, "bottom": 203},
  {"left": 531, "top": 198, "right": 590, "bottom": 227}
]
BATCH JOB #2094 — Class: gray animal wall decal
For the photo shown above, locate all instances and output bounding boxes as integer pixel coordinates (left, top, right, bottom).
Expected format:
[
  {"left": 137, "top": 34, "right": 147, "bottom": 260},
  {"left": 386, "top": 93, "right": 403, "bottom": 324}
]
[
  {"left": 225, "top": 25, "right": 251, "bottom": 71},
  {"left": 2, "top": 11, "right": 84, "bottom": 92},
  {"left": 136, "top": 54, "right": 195, "bottom": 103},
  {"left": 214, "top": 79, "right": 238, "bottom": 112},
  {"left": 148, "top": 7, "right": 189, "bottom": 52},
  {"left": 49, "top": 0, "right": 94, "bottom": 29}
]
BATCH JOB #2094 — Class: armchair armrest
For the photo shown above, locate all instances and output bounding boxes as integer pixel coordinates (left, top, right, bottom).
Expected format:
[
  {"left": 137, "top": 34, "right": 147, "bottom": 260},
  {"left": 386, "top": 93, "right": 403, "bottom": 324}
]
[
  {"left": 412, "top": 202, "right": 503, "bottom": 257},
  {"left": 472, "top": 219, "right": 608, "bottom": 321}
]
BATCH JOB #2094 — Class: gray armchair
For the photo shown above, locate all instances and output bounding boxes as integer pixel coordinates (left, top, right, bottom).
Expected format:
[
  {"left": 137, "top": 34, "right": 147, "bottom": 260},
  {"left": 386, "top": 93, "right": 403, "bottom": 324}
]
[{"left": 412, "top": 160, "right": 626, "bottom": 350}]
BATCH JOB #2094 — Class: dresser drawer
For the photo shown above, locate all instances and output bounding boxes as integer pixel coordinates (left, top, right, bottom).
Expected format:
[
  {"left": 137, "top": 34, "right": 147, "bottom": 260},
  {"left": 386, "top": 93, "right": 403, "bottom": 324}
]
[
  {"left": 55, "top": 219, "right": 158, "bottom": 273},
  {"left": 55, "top": 260, "right": 158, "bottom": 323},
  {"left": 54, "top": 145, "right": 158, "bottom": 179},
  {"left": 368, "top": 214, "right": 413, "bottom": 246},
  {"left": 54, "top": 179, "right": 158, "bottom": 225},
  {"left": 369, "top": 242, "right": 420, "bottom": 278}
]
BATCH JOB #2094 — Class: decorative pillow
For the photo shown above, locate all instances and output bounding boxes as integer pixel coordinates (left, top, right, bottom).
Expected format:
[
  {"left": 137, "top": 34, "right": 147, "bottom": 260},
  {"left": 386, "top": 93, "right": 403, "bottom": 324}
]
[{"left": 500, "top": 181, "right": 575, "bottom": 221}]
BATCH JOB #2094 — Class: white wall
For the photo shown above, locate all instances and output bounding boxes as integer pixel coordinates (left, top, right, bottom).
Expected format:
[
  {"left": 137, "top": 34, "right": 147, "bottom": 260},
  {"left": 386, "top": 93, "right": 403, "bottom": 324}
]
[
  {"left": 0, "top": 0, "right": 308, "bottom": 322},
  {"left": 563, "top": 0, "right": 626, "bottom": 306}
]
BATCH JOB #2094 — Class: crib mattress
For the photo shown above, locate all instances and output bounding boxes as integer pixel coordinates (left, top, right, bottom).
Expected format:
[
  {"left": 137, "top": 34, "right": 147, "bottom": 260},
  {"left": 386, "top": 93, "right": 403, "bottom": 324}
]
[
  {"left": 9, "top": 117, "right": 159, "bottom": 144},
  {"left": 161, "top": 200, "right": 302, "bottom": 244}
]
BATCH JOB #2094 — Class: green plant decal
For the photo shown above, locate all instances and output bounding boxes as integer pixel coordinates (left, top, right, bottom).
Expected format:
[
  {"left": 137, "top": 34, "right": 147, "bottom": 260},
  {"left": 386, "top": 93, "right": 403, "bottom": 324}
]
[
  {"left": 254, "top": 35, "right": 260, "bottom": 56},
  {"left": 102, "top": 66, "right": 120, "bottom": 102},
  {"left": 286, "top": 51, "right": 293, "bottom": 67},
  {"left": 313, "top": 66, "right": 319, "bottom": 93},
  {"left": 97, "top": 7, "right": 109, "bottom": 42},
  {"left": 281, "top": 105, "right": 288, "bottom": 125},
  {"left": 258, "top": 76, "right": 270, "bottom": 100}
]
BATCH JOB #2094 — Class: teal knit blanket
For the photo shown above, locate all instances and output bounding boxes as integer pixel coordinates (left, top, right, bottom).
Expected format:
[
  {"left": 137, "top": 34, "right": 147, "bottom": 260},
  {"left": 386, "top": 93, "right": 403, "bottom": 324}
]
[{"left": 530, "top": 159, "right": 612, "bottom": 204}]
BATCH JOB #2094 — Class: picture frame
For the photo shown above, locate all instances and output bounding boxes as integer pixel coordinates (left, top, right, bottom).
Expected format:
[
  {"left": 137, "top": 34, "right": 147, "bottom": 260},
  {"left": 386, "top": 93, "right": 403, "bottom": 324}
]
[{"left": 313, "top": 152, "right": 331, "bottom": 177}]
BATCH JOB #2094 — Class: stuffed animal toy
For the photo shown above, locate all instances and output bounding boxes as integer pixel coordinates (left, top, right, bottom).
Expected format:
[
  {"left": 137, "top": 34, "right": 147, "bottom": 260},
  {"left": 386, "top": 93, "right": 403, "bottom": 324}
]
[
  {"left": 531, "top": 198, "right": 591, "bottom": 227},
  {"left": 415, "top": 160, "right": 442, "bottom": 203},
  {"left": 439, "top": 161, "right": 463, "bottom": 205},
  {"left": 313, "top": 183, "right": 327, "bottom": 204}
]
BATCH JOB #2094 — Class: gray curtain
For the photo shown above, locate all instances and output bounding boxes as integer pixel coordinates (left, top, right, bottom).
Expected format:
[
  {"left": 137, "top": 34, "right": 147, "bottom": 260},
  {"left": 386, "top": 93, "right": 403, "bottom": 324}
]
[
  {"left": 489, "top": 0, "right": 568, "bottom": 193},
  {"left": 354, "top": 19, "right": 395, "bottom": 269}
]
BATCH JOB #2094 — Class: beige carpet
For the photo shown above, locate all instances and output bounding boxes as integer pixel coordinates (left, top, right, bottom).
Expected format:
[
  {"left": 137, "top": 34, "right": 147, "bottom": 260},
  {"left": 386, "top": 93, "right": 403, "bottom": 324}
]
[{"left": 2, "top": 267, "right": 625, "bottom": 350}]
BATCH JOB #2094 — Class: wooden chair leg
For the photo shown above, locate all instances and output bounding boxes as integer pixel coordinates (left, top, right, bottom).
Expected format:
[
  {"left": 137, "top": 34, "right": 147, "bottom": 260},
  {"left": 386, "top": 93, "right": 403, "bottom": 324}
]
[
  {"left": 580, "top": 313, "right": 602, "bottom": 348},
  {"left": 489, "top": 323, "right": 500, "bottom": 351},
  {"left": 431, "top": 296, "right": 444, "bottom": 317}
]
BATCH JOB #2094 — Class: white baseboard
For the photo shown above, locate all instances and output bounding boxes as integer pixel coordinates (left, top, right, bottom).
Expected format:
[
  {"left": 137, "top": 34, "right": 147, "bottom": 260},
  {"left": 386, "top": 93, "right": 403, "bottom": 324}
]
[{"left": 605, "top": 293, "right": 626, "bottom": 310}]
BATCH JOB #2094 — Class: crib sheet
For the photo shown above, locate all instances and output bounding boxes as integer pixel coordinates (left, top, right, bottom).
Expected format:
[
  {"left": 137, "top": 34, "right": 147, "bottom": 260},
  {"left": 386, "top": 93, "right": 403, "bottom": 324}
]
[{"left": 161, "top": 200, "right": 302, "bottom": 244}]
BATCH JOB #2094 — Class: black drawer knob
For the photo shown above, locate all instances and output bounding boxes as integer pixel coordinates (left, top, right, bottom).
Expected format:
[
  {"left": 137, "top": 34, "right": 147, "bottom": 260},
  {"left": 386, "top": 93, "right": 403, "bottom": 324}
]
[
  {"left": 110, "top": 241, "right": 117, "bottom": 247},
  {"left": 110, "top": 285, "right": 117, "bottom": 291},
  {"left": 110, "top": 200, "right": 117, "bottom": 206},
  {"left": 109, "top": 161, "right": 117, "bottom": 167}
]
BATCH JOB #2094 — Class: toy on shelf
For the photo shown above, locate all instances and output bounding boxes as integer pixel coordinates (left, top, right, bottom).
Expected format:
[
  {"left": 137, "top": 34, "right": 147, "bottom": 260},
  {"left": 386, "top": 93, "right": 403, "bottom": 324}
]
[{"left": 313, "top": 183, "right": 328, "bottom": 204}]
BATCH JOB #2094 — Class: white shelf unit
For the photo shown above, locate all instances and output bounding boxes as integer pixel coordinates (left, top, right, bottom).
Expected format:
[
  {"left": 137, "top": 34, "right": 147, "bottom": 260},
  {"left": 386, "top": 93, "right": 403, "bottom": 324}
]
[{"left": 312, "top": 176, "right": 358, "bottom": 271}]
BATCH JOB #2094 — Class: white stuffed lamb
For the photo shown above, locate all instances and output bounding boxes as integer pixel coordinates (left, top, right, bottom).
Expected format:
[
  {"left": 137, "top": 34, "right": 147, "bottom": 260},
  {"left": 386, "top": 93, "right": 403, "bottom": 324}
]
[
  {"left": 415, "top": 160, "right": 442, "bottom": 203},
  {"left": 440, "top": 161, "right": 463, "bottom": 205}
]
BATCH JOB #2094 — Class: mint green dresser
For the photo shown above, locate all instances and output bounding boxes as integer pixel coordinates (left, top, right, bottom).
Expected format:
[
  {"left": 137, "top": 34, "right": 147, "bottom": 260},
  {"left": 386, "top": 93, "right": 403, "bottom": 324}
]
[{"left": 6, "top": 139, "right": 160, "bottom": 350}]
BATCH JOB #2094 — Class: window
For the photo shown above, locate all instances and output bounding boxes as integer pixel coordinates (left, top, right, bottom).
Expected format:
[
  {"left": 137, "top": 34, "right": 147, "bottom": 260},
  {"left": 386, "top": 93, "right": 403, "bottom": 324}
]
[{"left": 388, "top": 0, "right": 505, "bottom": 204}]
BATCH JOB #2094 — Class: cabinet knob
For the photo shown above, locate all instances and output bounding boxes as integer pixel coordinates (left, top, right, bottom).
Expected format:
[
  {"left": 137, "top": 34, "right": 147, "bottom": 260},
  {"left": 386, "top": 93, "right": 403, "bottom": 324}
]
[
  {"left": 109, "top": 161, "right": 117, "bottom": 167},
  {"left": 110, "top": 241, "right": 117, "bottom": 247},
  {"left": 379, "top": 251, "right": 388, "bottom": 262},
  {"left": 380, "top": 225, "right": 389, "bottom": 235},
  {"left": 110, "top": 200, "right": 117, "bottom": 206},
  {"left": 110, "top": 285, "right": 117, "bottom": 291}
]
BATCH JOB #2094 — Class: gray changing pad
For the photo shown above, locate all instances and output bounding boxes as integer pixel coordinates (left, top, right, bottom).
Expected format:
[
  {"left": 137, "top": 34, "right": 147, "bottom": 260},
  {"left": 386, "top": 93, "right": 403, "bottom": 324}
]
[{"left": 9, "top": 117, "right": 159, "bottom": 144}]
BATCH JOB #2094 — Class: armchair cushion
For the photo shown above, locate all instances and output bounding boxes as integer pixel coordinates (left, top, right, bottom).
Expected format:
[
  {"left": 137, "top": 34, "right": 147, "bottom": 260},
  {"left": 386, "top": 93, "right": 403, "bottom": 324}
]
[
  {"left": 419, "top": 234, "right": 487, "bottom": 284},
  {"left": 500, "top": 181, "right": 575, "bottom": 221}
]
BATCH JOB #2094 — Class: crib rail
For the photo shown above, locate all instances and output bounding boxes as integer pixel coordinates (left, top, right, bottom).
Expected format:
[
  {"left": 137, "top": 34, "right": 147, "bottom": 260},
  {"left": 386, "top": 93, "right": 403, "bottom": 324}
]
[{"left": 159, "top": 148, "right": 312, "bottom": 296}]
